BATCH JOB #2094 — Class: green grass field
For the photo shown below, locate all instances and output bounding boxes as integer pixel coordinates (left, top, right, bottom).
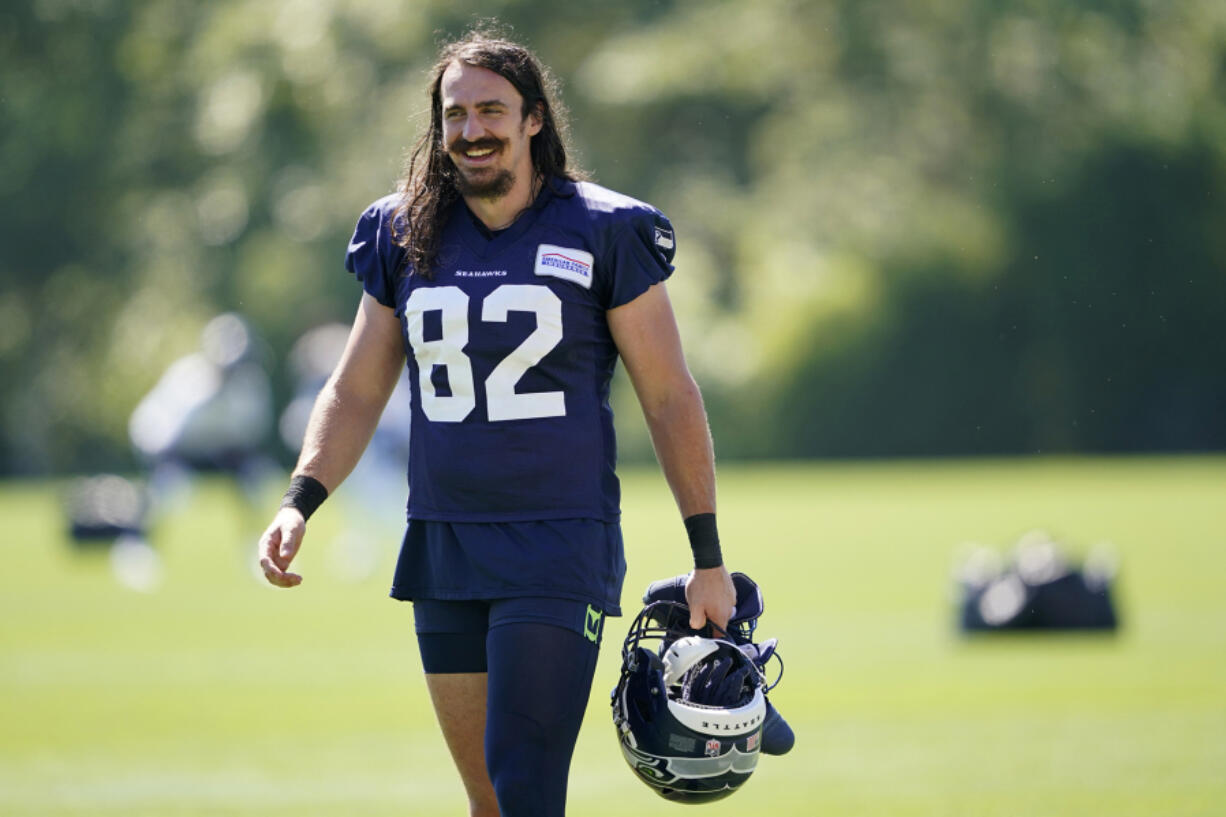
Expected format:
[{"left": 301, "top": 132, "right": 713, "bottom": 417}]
[{"left": 2, "top": 457, "right": 1224, "bottom": 816}]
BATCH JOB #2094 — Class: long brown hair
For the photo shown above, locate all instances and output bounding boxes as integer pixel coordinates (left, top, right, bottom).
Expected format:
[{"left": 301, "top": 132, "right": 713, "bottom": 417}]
[{"left": 392, "top": 26, "right": 585, "bottom": 278}]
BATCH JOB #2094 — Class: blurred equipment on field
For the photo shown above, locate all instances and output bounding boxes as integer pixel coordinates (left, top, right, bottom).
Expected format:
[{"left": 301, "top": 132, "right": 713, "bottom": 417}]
[
  {"left": 955, "top": 530, "right": 1120, "bottom": 632},
  {"left": 62, "top": 474, "right": 163, "bottom": 591},
  {"left": 64, "top": 473, "right": 149, "bottom": 545}
]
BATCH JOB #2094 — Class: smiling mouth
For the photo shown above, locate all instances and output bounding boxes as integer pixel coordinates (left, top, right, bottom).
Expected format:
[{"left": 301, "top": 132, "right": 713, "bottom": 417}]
[{"left": 453, "top": 138, "right": 502, "bottom": 166}]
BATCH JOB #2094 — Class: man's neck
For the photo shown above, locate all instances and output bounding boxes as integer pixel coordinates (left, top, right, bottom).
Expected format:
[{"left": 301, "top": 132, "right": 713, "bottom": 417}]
[{"left": 463, "top": 174, "right": 540, "bottom": 232}]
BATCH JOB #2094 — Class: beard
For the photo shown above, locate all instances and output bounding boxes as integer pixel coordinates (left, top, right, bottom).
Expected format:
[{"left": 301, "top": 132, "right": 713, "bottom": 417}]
[
  {"left": 450, "top": 137, "right": 516, "bottom": 200},
  {"left": 456, "top": 166, "right": 515, "bottom": 199}
]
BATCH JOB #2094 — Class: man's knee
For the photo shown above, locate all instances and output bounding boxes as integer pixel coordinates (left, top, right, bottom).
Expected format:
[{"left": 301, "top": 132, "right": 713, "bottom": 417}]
[
  {"left": 466, "top": 796, "right": 500, "bottom": 817},
  {"left": 488, "top": 738, "right": 559, "bottom": 817}
]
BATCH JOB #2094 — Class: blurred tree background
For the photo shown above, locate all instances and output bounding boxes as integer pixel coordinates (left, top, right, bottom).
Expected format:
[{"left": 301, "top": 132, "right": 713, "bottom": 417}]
[{"left": 2, "top": 0, "right": 1224, "bottom": 474}]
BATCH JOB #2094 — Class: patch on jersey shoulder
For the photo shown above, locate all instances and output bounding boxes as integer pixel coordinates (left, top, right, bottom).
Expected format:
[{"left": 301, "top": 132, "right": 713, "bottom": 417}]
[
  {"left": 654, "top": 226, "right": 674, "bottom": 252},
  {"left": 534, "top": 244, "right": 594, "bottom": 289}
]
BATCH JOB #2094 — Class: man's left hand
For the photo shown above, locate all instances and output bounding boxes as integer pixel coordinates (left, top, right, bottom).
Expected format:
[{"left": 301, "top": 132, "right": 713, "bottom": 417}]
[{"left": 685, "top": 566, "right": 736, "bottom": 633}]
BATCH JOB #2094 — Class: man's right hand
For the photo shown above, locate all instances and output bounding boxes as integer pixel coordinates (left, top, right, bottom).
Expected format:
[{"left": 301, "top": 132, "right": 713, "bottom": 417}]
[{"left": 258, "top": 507, "right": 306, "bottom": 587}]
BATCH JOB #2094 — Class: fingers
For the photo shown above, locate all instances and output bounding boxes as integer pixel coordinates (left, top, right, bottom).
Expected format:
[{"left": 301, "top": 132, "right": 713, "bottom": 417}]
[
  {"left": 690, "top": 604, "right": 734, "bottom": 633},
  {"left": 686, "top": 567, "right": 736, "bottom": 632},
  {"left": 260, "top": 555, "right": 303, "bottom": 587},
  {"left": 258, "top": 509, "right": 305, "bottom": 588},
  {"left": 275, "top": 527, "right": 301, "bottom": 567}
]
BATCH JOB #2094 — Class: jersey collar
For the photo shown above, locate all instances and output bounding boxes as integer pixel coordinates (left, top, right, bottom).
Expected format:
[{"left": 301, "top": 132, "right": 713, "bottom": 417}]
[{"left": 454, "top": 177, "right": 560, "bottom": 257}]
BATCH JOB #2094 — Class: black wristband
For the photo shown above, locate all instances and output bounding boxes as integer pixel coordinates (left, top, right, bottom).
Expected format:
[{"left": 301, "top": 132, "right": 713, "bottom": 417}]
[
  {"left": 280, "top": 474, "right": 329, "bottom": 521},
  {"left": 684, "top": 512, "right": 723, "bottom": 569}
]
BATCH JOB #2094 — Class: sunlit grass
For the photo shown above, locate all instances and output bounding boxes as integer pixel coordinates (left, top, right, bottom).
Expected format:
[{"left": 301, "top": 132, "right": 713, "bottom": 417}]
[{"left": 2, "top": 456, "right": 1224, "bottom": 815}]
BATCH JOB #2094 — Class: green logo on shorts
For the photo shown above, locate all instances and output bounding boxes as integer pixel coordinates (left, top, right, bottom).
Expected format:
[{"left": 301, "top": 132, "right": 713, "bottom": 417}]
[{"left": 584, "top": 604, "right": 603, "bottom": 643}]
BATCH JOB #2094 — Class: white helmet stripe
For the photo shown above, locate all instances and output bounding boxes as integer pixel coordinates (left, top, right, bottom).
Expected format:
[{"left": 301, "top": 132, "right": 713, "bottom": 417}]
[{"left": 666, "top": 689, "right": 766, "bottom": 735}]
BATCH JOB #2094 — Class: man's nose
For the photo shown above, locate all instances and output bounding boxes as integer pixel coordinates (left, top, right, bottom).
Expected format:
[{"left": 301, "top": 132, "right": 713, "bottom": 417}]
[{"left": 461, "top": 114, "right": 485, "bottom": 141}]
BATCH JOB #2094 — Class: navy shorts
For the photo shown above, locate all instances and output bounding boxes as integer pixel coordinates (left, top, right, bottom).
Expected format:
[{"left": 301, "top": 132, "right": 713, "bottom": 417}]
[
  {"left": 391, "top": 519, "right": 626, "bottom": 616},
  {"left": 413, "top": 597, "right": 608, "bottom": 673}
]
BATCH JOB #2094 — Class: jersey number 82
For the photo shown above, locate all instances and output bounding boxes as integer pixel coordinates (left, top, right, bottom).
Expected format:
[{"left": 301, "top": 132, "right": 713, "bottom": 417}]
[{"left": 405, "top": 284, "right": 565, "bottom": 423}]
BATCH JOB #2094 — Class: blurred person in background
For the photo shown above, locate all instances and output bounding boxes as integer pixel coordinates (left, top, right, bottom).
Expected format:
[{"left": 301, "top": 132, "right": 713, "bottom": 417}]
[
  {"left": 257, "top": 27, "right": 737, "bottom": 817},
  {"left": 129, "top": 312, "right": 275, "bottom": 490},
  {"left": 128, "top": 312, "right": 277, "bottom": 547}
]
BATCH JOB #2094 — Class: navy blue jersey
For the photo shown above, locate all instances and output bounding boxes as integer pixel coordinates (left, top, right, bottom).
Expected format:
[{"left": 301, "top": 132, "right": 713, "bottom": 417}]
[{"left": 345, "top": 178, "right": 676, "bottom": 523}]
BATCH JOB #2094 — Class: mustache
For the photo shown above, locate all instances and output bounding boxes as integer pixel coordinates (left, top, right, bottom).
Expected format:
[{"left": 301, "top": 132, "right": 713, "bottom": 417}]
[{"left": 449, "top": 136, "right": 505, "bottom": 154}]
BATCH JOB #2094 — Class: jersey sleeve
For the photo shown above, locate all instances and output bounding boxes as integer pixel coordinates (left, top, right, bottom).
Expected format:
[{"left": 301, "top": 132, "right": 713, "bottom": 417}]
[
  {"left": 344, "top": 197, "right": 401, "bottom": 310},
  {"left": 600, "top": 208, "right": 676, "bottom": 309}
]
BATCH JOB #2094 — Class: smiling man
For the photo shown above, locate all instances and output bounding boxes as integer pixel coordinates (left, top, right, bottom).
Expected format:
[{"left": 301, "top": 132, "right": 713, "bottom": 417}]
[
  {"left": 442, "top": 60, "right": 538, "bottom": 205},
  {"left": 257, "top": 27, "right": 738, "bottom": 817}
]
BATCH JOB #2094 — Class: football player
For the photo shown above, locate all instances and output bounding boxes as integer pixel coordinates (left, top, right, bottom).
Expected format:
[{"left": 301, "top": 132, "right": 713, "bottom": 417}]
[{"left": 258, "top": 26, "right": 738, "bottom": 817}]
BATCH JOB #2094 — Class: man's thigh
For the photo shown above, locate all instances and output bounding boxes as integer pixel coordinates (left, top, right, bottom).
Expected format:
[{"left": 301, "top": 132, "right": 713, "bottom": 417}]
[{"left": 415, "top": 599, "right": 497, "bottom": 812}]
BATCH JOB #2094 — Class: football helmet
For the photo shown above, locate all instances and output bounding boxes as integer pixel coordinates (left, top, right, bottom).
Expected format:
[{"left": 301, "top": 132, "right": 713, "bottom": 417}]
[
  {"left": 611, "top": 598, "right": 768, "bottom": 803},
  {"left": 640, "top": 572, "right": 794, "bottom": 755}
]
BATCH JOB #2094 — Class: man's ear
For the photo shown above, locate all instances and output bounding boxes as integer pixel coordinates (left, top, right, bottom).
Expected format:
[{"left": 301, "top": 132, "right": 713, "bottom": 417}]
[{"left": 526, "top": 102, "right": 544, "bottom": 137}]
